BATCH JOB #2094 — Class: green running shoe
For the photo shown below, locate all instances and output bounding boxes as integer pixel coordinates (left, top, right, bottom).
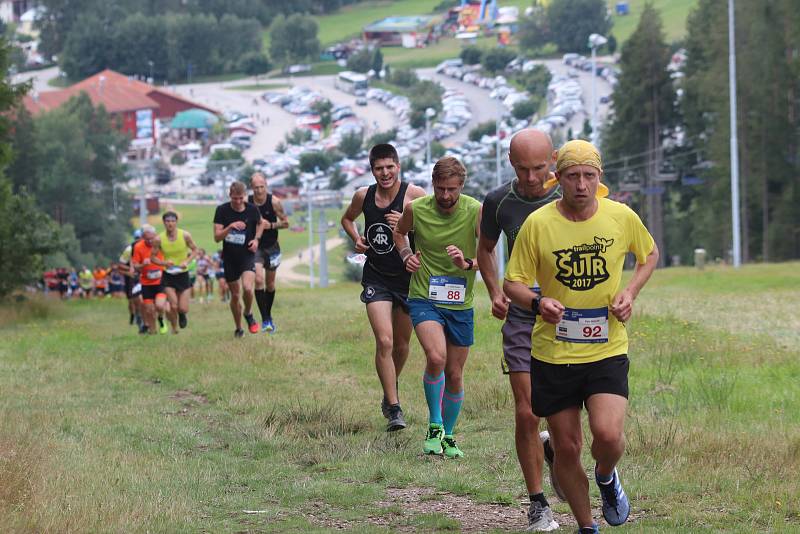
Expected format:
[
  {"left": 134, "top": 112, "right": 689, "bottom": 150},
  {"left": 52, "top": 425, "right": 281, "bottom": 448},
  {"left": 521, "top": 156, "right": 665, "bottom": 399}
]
[
  {"left": 442, "top": 435, "right": 464, "bottom": 459},
  {"left": 423, "top": 423, "right": 444, "bottom": 455},
  {"left": 158, "top": 316, "right": 168, "bottom": 334}
]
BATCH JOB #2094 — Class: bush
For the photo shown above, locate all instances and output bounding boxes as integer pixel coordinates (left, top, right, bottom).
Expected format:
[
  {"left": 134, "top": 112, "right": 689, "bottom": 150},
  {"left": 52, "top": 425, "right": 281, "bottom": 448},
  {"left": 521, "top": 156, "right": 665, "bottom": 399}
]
[
  {"left": 339, "top": 132, "right": 363, "bottom": 158},
  {"left": 368, "top": 129, "right": 397, "bottom": 146},
  {"left": 346, "top": 47, "right": 372, "bottom": 73},
  {"left": 517, "top": 64, "right": 552, "bottom": 99},
  {"left": 511, "top": 97, "right": 541, "bottom": 120},
  {"left": 285, "top": 128, "right": 312, "bottom": 146},
  {"left": 210, "top": 148, "right": 243, "bottom": 161},
  {"left": 170, "top": 152, "right": 186, "bottom": 165},
  {"left": 460, "top": 46, "right": 483, "bottom": 65},
  {"left": 468, "top": 120, "right": 497, "bottom": 142},
  {"left": 481, "top": 48, "right": 516, "bottom": 73},
  {"left": 389, "top": 68, "right": 418, "bottom": 87},
  {"left": 299, "top": 151, "right": 332, "bottom": 173}
]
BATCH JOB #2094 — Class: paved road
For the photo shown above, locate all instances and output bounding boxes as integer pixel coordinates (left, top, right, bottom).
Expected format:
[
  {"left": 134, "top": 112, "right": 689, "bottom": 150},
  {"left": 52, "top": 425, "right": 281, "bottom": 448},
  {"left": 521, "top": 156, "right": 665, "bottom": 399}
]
[
  {"left": 12, "top": 66, "right": 60, "bottom": 93},
  {"left": 419, "top": 68, "right": 505, "bottom": 145},
  {"left": 171, "top": 74, "right": 397, "bottom": 160}
]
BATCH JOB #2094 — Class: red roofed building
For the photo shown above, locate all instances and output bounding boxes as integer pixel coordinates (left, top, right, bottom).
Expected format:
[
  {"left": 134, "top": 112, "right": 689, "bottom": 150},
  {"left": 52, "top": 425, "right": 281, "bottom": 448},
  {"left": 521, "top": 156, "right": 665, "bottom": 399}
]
[{"left": 23, "top": 69, "right": 218, "bottom": 148}]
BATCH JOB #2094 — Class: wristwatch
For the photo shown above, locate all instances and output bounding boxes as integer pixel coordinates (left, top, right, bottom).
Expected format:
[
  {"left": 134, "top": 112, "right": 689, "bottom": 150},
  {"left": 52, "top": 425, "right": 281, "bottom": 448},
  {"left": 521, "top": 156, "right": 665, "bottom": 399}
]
[
  {"left": 531, "top": 295, "right": 541, "bottom": 315},
  {"left": 464, "top": 258, "right": 474, "bottom": 271}
]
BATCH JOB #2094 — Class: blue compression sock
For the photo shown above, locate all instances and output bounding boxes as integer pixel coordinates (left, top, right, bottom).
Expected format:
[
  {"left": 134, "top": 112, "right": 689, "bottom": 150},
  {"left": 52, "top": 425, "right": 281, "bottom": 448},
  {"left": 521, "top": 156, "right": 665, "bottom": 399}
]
[
  {"left": 442, "top": 388, "right": 464, "bottom": 435},
  {"left": 423, "top": 372, "right": 445, "bottom": 425}
]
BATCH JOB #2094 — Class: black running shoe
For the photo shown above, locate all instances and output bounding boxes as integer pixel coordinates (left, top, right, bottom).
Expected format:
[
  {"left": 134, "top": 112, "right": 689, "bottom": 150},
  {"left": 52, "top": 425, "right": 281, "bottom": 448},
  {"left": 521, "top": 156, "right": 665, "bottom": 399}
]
[
  {"left": 386, "top": 404, "right": 406, "bottom": 432},
  {"left": 234, "top": 328, "right": 245, "bottom": 338},
  {"left": 178, "top": 312, "right": 187, "bottom": 329},
  {"left": 381, "top": 397, "right": 390, "bottom": 419}
]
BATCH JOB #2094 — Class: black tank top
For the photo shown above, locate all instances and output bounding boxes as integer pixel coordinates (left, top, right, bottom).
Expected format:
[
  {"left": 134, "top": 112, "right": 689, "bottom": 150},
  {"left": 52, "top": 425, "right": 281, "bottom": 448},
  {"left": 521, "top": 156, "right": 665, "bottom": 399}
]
[
  {"left": 363, "top": 182, "right": 410, "bottom": 277},
  {"left": 248, "top": 193, "right": 278, "bottom": 249}
]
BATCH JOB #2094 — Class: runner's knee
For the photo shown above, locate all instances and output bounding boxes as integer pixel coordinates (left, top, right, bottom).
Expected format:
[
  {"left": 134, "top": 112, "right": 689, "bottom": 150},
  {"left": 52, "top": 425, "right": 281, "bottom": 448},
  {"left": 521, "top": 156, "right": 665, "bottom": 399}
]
[
  {"left": 591, "top": 427, "right": 624, "bottom": 450},
  {"left": 375, "top": 334, "right": 393, "bottom": 354},
  {"left": 554, "top": 433, "right": 582, "bottom": 462}
]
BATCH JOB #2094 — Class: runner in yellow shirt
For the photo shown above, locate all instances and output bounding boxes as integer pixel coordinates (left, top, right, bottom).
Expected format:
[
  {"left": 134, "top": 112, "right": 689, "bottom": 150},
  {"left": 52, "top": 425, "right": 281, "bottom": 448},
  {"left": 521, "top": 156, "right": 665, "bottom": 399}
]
[{"left": 504, "top": 140, "right": 658, "bottom": 534}]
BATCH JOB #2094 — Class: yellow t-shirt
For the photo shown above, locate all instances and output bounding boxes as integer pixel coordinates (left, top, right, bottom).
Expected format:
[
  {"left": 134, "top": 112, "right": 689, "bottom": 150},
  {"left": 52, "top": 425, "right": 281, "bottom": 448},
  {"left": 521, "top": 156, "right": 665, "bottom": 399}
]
[{"left": 505, "top": 198, "right": 655, "bottom": 364}]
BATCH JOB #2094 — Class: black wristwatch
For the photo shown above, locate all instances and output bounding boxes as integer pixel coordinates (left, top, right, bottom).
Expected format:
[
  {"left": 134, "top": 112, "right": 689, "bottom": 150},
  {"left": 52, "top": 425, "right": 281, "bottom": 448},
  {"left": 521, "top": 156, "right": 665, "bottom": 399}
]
[
  {"left": 531, "top": 295, "right": 541, "bottom": 315},
  {"left": 463, "top": 258, "right": 474, "bottom": 271}
]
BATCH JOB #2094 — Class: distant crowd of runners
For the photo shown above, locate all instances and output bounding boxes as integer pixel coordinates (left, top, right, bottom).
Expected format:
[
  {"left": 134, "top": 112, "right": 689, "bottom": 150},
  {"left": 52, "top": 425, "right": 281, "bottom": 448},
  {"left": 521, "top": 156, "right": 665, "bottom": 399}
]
[{"left": 46, "top": 129, "right": 657, "bottom": 533}]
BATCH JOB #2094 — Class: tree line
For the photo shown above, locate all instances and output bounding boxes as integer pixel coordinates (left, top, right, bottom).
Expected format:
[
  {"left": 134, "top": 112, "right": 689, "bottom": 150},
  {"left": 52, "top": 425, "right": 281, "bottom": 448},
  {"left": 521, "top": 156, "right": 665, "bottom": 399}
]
[{"left": 602, "top": 1, "right": 800, "bottom": 264}]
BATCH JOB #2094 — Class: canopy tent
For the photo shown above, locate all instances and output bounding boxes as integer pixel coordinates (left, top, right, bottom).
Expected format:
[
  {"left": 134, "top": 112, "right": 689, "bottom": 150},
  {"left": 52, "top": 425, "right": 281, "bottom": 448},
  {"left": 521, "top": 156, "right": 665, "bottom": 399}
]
[{"left": 170, "top": 108, "right": 218, "bottom": 130}]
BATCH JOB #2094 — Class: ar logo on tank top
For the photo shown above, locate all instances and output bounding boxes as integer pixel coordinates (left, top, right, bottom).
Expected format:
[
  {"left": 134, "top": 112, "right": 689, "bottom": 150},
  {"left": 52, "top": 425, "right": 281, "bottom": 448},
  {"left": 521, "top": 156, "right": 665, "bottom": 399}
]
[
  {"left": 366, "top": 223, "right": 394, "bottom": 254},
  {"left": 553, "top": 236, "right": 613, "bottom": 291}
]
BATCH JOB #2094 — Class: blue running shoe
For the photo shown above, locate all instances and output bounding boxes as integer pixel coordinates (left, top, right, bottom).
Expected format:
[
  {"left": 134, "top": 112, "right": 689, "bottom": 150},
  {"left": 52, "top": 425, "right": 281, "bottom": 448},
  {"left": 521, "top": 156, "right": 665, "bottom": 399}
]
[
  {"left": 576, "top": 524, "right": 599, "bottom": 533},
  {"left": 596, "top": 467, "right": 630, "bottom": 526},
  {"left": 263, "top": 318, "right": 276, "bottom": 333}
]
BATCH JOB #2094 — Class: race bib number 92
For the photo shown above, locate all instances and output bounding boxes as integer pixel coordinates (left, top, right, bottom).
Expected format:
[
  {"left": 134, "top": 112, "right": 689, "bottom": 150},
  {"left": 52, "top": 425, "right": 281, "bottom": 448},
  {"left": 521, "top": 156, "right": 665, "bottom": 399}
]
[{"left": 556, "top": 307, "right": 609, "bottom": 343}]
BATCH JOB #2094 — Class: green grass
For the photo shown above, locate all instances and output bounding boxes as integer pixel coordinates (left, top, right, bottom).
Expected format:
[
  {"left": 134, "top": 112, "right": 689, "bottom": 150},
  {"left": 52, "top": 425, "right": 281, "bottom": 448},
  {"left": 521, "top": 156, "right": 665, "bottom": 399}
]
[
  {"left": 608, "top": 0, "right": 698, "bottom": 44},
  {"left": 1, "top": 263, "right": 798, "bottom": 531}
]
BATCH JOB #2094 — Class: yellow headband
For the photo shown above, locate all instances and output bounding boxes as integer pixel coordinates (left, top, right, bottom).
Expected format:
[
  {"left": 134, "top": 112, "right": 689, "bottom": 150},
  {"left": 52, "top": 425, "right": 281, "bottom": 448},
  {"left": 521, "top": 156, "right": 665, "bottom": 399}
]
[{"left": 556, "top": 139, "right": 603, "bottom": 173}]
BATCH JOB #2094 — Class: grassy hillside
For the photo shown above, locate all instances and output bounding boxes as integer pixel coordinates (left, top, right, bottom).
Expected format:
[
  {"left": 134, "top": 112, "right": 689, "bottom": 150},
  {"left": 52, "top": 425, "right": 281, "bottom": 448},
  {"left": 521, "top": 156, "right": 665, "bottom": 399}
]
[
  {"left": 1, "top": 262, "right": 798, "bottom": 531},
  {"left": 608, "top": 0, "right": 698, "bottom": 44}
]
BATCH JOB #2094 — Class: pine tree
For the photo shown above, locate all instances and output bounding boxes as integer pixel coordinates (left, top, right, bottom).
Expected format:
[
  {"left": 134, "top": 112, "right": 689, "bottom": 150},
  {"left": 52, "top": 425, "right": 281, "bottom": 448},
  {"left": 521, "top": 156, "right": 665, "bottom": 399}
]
[{"left": 602, "top": 3, "right": 675, "bottom": 265}]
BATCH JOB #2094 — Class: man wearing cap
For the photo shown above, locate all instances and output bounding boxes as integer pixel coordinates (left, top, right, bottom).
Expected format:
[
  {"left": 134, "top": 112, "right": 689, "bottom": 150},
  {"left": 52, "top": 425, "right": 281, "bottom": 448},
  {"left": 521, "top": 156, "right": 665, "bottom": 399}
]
[{"left": 504, "top": 140, "right": 658, "bottom": 533}]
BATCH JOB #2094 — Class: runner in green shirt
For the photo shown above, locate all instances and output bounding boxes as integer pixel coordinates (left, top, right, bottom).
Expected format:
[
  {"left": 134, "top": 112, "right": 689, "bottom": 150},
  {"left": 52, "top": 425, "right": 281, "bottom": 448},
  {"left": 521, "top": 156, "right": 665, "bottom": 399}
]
[{"left": 393, "top": 156, "right": 481, "bottom": 459}]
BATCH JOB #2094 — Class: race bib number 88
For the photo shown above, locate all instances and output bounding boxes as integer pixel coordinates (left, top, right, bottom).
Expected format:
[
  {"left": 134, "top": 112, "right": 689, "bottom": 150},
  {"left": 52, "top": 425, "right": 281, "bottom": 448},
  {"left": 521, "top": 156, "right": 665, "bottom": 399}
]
[
  {"left": 556, "top": 307, "right": 609, "bottom": 343},
  {"left": 428, "top": 276, "right": 467, "bottom": 305}
]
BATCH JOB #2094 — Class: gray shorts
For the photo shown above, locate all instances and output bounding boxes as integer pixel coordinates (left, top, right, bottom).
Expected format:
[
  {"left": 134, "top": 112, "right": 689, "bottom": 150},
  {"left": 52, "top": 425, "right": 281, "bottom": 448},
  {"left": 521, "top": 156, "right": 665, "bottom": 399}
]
[
  {"left": 254, "top": 244, "right": 281, "bottom": 271},
  {"left": 501, "top": 319, "right": 534, "bottom": 374}
]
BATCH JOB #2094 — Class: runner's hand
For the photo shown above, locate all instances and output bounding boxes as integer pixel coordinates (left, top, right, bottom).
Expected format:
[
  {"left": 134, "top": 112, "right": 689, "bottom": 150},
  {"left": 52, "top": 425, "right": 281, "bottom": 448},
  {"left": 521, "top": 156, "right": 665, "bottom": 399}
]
[
  {"left": 142, "top": 258, "right": 151, "bottom": 266},
  {"left": 385, "top": 210, "right": 402, "bottom": 230},
  {"left": 247, "top": 239, "right": 258, "bottom": 252},
  {"left": 354, "top": 235, "right": 369, "bottom": 253},
  {"left": 540, "top": 297, "right": 565, "bottom": 325},
  {"left": 404, "top": 251, "right": 421, "bottom": 273},
  {"left": 611, "top": 289, "right": 634, "bottom": 322},
  {"left": 490, "top": 291, "right": 510, "bottom": 320},
  {"left": 445, "top": 245, "right": 468, "bottom": 269},
  {"left": 230, "top": 221, "right": 246, "bottom": 231}
]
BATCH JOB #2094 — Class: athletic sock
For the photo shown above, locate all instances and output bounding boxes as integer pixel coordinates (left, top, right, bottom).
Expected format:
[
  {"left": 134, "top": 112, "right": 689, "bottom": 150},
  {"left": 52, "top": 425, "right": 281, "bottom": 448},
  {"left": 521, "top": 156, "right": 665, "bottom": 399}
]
[
  {"left": 423, "top": 371, "right": 445, "bottom": 425},
  {"left": 530, "top": 493, "right": 549, "bottom": 508},
  {"left": 441, "top": 388, "right": 464, "bottom": 435},
  {"left": 596, "top": 471, "right": 614, "bottom": 484},
  {"left": 264, "top": 289, "right": 276, "bottom": 318},
  {"left": 254, "top": 289, "right": 268, "bottom": 321}
]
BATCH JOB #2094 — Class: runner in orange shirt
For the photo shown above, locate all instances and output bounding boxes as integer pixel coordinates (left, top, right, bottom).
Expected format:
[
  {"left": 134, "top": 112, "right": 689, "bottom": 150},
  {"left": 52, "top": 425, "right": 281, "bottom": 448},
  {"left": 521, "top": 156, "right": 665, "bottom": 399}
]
[
  {"left": 132, "top": 225, "right": 169, "bottom": 335},
  {"left": 93, "top": 266, "right": 109, "bottom": 297}
]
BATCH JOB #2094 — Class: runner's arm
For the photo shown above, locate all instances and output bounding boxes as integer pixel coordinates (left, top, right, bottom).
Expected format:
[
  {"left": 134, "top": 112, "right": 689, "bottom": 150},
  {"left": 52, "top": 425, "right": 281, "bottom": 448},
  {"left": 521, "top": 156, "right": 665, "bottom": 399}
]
[
  {"left": 611, "top": 243, "right": 659, "bottom": 322},
  {"left": 271, "top": 197, "right": 290, "bottom": 230},
  {"left": 393, "top": 203, "right": 420, "bottom": 271},
  {"left": 341, "top": 188, "right": 369, "bottom": 252},
  {"left": 477, "top": 233, "right": 508, "bottom": 320},
  {"left": 213, "top": 223, "right": 228, "bottom": 242},
  {"left": 182, "top": 231, "right": 200, "bottom": 266}
]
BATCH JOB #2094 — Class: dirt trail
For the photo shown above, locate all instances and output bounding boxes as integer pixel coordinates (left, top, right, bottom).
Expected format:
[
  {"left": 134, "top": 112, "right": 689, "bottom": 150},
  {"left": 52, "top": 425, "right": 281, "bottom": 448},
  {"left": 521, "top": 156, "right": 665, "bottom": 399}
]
[{"left": 277, "top": 237, "right": 345, "bottom": 285}]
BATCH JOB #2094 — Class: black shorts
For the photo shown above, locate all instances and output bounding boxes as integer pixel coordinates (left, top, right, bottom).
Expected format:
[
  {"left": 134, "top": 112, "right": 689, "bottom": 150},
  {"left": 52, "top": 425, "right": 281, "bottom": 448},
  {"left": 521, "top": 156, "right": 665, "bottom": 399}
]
[
  {"left": 163, "top": 271, "right": 192, "bottom": 292},
  {"left": 531, "top": 355, "right": 629, "bottom": 418},
  {"left": 224, "top": 254, "right": 256, "bottom": 283},
  {"left": 124, "top": 275, "right": 138, "bottom": 298},
  {"left": 215, "top": 271, "right": 225, "bottom": 280},
  {"left": 140, "top": 284, "right": 165, "bottom": 301},
  {"left": 255, "top": 244, "right": 282, "bottom": 271},
  {"left": 360, "top": 263, "right": 409, "bottom": 313}
]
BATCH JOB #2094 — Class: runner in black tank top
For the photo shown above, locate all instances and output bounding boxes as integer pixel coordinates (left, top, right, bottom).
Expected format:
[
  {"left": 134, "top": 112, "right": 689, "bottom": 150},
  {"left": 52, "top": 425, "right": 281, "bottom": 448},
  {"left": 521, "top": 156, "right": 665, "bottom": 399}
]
[
  {"left": 248, "top": 174, "right": 289, "bottom": 333},
  {"left": 362, "top": 182, "right": 412, "bottom": 294},
  {"left": 341, "top": 143, "right": 427, "bottom": 433}
]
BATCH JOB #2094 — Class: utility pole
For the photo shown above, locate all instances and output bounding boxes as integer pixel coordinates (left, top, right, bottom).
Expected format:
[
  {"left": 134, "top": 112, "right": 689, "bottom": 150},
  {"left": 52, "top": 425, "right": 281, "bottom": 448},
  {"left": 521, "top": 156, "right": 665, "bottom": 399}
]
[{"left": 728, "top": 0, "right": 742, "bottom": 267}]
